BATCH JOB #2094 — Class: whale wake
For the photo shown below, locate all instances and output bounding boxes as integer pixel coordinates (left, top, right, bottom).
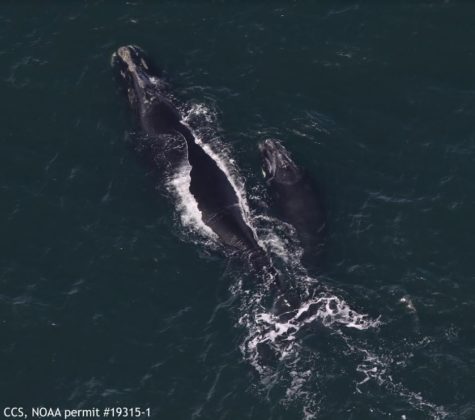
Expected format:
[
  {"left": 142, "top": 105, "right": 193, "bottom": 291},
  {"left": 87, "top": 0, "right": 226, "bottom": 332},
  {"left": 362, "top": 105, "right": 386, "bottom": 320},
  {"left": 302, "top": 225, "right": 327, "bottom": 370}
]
[{"left": 154, "top": 101, "right": 446, "bottom": 419}]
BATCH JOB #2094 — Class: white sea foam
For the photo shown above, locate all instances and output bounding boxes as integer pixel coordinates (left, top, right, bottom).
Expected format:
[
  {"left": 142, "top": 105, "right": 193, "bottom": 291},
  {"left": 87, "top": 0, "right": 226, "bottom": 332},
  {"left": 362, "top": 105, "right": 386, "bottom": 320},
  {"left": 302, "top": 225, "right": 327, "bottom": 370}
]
[
  {"left": 345, "top": 336, "right": 449, "bottom": 419},
  {"left": 254, "top": 214, "right": 303, "bottom": 265},
  {"left": 238, "top": 285, "right": 381, "bottom": 368},
  {"left": 166, "top": 159, "right": 217, "bottom": 240},
  {"left": 184, "top": 102, "right": 216, "bottom": 124}
]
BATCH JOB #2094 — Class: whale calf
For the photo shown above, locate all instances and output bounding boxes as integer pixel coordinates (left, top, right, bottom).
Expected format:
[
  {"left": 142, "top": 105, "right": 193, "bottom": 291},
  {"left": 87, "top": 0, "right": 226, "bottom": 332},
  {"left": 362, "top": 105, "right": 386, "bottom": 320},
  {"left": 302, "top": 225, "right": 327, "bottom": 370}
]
[
  {"left": 112, "top": 45, "right": 275, "bottom": 275},
  {"left": 259, "top": 139, "right": 326, "bottom": 266}
]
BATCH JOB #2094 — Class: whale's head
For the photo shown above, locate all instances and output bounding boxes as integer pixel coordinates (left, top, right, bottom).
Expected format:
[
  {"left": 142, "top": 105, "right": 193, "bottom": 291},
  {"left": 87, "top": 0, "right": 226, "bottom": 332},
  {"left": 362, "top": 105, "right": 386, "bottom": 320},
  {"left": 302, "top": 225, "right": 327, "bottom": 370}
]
[
  {"left": 259, "top": 139, "right": 302, "bottom": 185},
  {"left": 111, "top": 45, "right": 161, "bottom": 112}
]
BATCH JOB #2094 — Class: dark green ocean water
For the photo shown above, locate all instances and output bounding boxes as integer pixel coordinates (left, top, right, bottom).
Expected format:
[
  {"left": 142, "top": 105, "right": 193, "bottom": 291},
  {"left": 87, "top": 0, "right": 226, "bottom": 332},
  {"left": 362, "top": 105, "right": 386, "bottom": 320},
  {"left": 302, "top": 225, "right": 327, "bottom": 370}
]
[{"left": 2, "top": 2, "right": 475, "bottom": 419}]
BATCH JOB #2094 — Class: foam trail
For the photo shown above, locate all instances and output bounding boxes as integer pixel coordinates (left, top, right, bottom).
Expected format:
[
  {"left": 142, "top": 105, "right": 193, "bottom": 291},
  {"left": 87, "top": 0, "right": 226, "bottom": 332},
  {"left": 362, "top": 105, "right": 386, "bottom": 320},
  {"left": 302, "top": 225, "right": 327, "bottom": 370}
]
[
  {"left": 340, "top": 332, "right": 449, "bottom": 419},
  {"left": 175, "top": 103, "right": 381, "bottom": 418}
]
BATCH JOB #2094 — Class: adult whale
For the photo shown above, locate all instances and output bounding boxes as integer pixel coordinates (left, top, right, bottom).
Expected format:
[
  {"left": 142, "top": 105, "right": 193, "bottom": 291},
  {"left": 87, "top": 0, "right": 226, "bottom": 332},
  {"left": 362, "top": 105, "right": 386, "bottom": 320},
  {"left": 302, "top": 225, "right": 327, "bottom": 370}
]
[
  {"left": 259, "top": 139, "right": 326, "bottom": 266},
  {"left": 111, "top": 45, "right": 275, "bottom": 276}
]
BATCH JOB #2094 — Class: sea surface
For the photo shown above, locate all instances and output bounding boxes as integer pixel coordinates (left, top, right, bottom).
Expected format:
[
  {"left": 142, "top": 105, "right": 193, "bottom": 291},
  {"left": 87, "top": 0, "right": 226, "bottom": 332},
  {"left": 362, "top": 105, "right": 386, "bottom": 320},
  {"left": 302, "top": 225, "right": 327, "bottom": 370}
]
[{"left": 2, "top": 2, "right": 475, "bottom": 419}]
